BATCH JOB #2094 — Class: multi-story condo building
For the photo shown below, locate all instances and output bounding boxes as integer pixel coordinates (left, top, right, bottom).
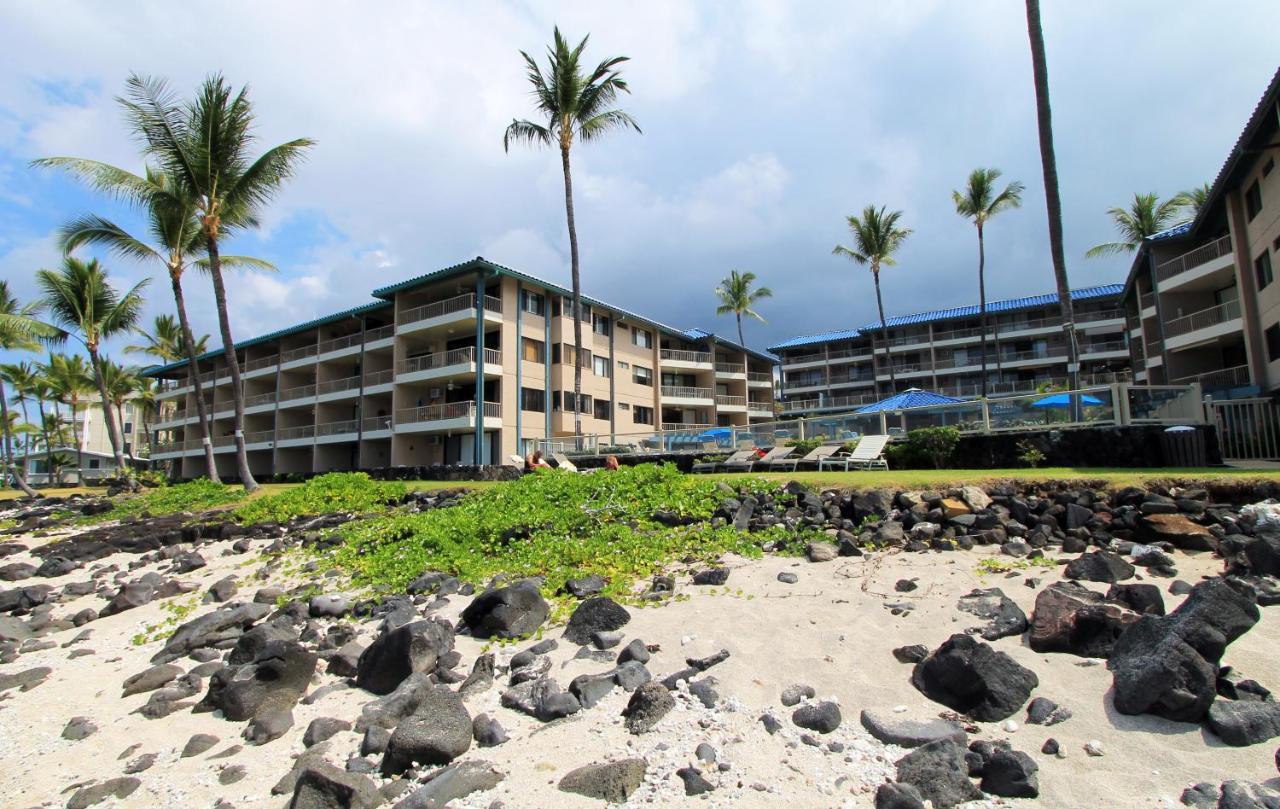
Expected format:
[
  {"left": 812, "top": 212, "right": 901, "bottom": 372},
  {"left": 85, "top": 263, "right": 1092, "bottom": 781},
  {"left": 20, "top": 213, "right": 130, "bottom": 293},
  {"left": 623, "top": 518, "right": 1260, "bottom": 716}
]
[
  {"left": 145, "top": 257, "right": 776, "bottom": 478},
  {"left": 1122, "top": 67, "right": 1280, "bottom": 398},
  {"left": 770, "top": 285, "right": 1131, "bottom": 416}
]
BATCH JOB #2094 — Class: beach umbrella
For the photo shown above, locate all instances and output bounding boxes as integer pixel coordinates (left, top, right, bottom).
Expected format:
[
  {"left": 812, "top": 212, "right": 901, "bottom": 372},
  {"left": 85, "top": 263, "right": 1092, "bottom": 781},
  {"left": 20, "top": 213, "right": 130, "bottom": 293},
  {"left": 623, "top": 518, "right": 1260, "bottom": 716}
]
[
  {"left": 1030, "top": 392, "right": 1103, "bottom": 409},
  {"left": 854, "top": 388, "right": 964, "bottom": 415}
]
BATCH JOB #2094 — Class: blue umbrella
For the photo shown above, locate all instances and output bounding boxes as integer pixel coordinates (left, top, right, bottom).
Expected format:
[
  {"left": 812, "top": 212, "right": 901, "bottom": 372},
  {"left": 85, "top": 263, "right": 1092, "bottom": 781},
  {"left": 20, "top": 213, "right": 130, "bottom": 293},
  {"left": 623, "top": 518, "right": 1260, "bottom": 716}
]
[
  {"left": 696, "top": 427, "right": 732, "bottom": 440},
  {"left": 855, "top": 388, "right": 963, "bottom": 414},
  {"left": 1031, "top": 393, "right": 1103, "bottom": 409}
]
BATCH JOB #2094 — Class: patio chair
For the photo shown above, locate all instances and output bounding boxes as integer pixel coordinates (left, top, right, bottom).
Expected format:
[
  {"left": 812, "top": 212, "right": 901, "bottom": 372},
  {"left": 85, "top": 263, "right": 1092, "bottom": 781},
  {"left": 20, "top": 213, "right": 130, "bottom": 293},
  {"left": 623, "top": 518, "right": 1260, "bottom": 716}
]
[
  {"left": 551, "top": 452, "right": 580, "bottom": 473},
  {"left": 727, "top": 445, "right": 794, "bottom": 473},
  {"left": 508, "top": 454, "right": 526, "bottom": 468},
  {"left": 768, "top": 443, "right": 841, "bottom": 472},
  {"left": 818, "top": 435, "right": 891, "bottom": 471},
  {"left": 692, "top": 448, "right": 755, "bottom": 474}
]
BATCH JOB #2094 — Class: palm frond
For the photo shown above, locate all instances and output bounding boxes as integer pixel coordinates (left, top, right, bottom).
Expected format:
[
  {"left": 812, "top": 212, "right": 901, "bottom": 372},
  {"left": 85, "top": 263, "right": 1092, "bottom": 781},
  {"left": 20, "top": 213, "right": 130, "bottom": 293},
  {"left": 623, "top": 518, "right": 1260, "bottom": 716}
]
[
  {"left": 29, "top": 158, "right": 156, "bottom": 205},
  {"left": 503, "top": 119, "right": 553, "bottom": 152},
  {"left": 57, "top": 214, "right": 162, "bottom": 263},
  {"left": 577, "top": 109, "right": 641, "bottom": 142}
]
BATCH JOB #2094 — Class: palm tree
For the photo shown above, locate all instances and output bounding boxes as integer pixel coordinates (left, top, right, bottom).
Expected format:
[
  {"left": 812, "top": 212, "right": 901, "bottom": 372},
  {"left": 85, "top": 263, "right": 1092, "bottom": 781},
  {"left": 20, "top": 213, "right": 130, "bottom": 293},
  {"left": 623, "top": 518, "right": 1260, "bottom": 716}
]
[
  {"left": 30, "top": 374, "right": 59, "bottom": 484},
  {"left": 42, "top": 353, "right": 95, "bottom": 483},
  {"left": 1174, "top": 183, "right": 1212, "bottom": 219},
  {"left": 714, "top": 271, "right": 773, "bottom": 347},
  {"left": 104, "top": 74, "right": 313, "bottom": 491},
  {"left": 1, "top": 282, "right": 59, "bottom": 496},
  {"left": 124, "top": 313, "right": 219, "bottom": 479},
  {"left": 36, "top": 256, "right": 148, "bottom": 478},
  {"left": 504, "top": 28, "right": 641, "bottom": 444},
  {"left": 1085, "top": 193, "right": 1189, "bottom": 258},
  {"left": 952, "top": 168, "right": 1025, "bottom": 397},
  {"left": 100, "top": 360, "right": 140, "bottom": 455},
  {"left": 1024, "top": 0, "right": 1080, "bottom": 391},
  {"left": 833, "top": 206, "right": 912, "bottom": 391},
  {"left": 1, "top": 361, "right": 39, "bottom": 455},
  {"left": 131, "top": 375, "right": 158, "bottom": 460}
]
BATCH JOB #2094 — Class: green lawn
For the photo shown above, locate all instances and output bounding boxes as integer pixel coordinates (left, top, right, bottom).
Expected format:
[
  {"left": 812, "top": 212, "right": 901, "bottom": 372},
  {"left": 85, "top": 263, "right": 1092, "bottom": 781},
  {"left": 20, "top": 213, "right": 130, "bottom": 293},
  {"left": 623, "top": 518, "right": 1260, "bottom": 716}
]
[{"left": 0, "top": 486, "right": 108, "bottom": 502}]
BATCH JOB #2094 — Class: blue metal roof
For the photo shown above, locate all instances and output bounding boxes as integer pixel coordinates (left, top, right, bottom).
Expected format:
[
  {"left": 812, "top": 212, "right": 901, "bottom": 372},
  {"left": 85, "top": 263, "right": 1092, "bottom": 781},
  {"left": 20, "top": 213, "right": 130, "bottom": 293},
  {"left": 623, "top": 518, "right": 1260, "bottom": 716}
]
[
  {"left": 1148, "top": 222, "right": 1192, "bottom": 242},
  {"left": 855, "top": 389, "right": 963, "bottom": 414},
  {"left": 769, "top": 284, "right": 1122, "bottom": 352}
]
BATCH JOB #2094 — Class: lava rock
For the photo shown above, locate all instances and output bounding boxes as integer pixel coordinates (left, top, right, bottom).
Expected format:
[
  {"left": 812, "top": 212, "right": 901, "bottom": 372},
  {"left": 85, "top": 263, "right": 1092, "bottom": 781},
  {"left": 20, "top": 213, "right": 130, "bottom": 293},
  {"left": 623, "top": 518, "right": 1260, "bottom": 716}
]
[
  {"left": 875, "top": 782, "right": 926, "bottom": 809},
  {"left": 1107, "top": 582, "right": 1166, "bottom": 616},
  {"left": 1064, "top": 551, "right": 1135, "bottom": 583},
  {"left": 304, "top": 717, "right": 352, "bottom": 748},
  {"left": 860, "top": 708, "right": 966, "bottom": 748},
  {"left": 354, "top": 619, "right": 454, "bottom": 696},
  {"left": 381, "top": 685, "right": 472, "bottom": 774},
  {"left": 979, "top": 748, "right": 1039, "bottom": 798},
  {"left": 288, "top": 762, "right": 382, "bottom": 809},
  {"left": 460, "top": 580, "right": 549, "bottom": 640},
  {"left": 1207, "top": 701, "right": 1280, "bottom": 747},
  {"left": 197, "top": 639, "right": 317, "bottom": 722},
  {"left": 395, "top": 760, "right": 505, "bottom": 808},
  {"left": 559, "top": 758, "right": 647, "bottom": 803},
  {"left": 894, "top": 738, "right": 982, "bottom": 809},
  {"left": 472, "top": 713, "right": 509, "bottom": 747},
  {"left": 623, "top": 681, "right": 674, "bottom": 734},
  {"left": 563, "top": 597, "right": 630, "bottom": 645},
  {"left": 792, "top": 701, "right": 842, "bottom": 734},
  {"left": 911, "top": 633, "right": 1038, "bottom": 721},
  {"left": 1029, "top": 581, "right": 1140, "bottom": 658},
  {"left": 956, "top": 587, "right": 1028, "bottom": 641}
]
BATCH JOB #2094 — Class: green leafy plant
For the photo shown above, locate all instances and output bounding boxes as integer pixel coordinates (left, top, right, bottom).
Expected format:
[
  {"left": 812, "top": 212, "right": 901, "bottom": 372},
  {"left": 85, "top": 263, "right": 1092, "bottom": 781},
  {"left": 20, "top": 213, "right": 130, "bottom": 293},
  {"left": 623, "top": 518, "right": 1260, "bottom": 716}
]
[
  {"left": 885, "top": 427, "right": 961, "bottom": 470},
  {"left": 1017, "top": 440, "right": 1047, "bottom": 468},
  {"left": 233, "top": 472, "right": 408, "bottom": 525},
  {"left": 784, "top": 437, "right": 823, "bottom": 455},
  {"left": 976, "top": 555, "right": 1056, "bottom": 575},
  {"left": 76, "top": 478, "right": 244, "bottom": 525}
]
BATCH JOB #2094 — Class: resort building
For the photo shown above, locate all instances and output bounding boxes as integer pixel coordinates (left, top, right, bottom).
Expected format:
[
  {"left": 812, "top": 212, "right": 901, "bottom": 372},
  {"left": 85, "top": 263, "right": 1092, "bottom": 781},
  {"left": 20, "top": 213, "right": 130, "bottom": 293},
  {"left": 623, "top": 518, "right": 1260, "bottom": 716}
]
[
  {"left": 770, "top": 285, "right": 1131, "bottom": 416},
  {"left": 1121, "top": 67, "right": 1280, "bottom": 398},
  {"left": 145, "top": 258, "right": 776, "bottom": 478}
]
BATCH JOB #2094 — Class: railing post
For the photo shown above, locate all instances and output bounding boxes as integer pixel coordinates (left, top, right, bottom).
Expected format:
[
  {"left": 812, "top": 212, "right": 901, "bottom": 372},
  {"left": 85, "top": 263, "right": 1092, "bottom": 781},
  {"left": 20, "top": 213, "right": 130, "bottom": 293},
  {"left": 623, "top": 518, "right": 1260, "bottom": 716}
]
[
  {"left": 1114, "top": 383, "right": 1130, "bottom": 426},
  {"left": 879, "top": 411, "right": 888, "bottom": 435},
  {"left": 797, "top": 418, "right": 806, "bottom": 441},
  {"left": 981, "top": 398, "right": 991, "bottom": 433}
]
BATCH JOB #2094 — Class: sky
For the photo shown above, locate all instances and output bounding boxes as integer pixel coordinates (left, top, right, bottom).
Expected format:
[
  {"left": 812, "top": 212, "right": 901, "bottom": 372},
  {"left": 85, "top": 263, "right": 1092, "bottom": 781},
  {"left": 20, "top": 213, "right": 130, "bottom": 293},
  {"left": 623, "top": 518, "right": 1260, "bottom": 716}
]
[{"left": 2, "top": 0, "right": 1278, "bottom": 367}]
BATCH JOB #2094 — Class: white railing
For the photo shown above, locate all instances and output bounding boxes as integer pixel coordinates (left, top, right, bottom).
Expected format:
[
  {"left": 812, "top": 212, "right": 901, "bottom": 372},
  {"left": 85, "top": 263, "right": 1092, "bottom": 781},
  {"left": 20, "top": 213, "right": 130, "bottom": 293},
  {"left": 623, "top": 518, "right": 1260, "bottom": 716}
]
[
  {"left": 395, "top": 400, "right": 501, "bottom": 426},
  {"left": 400, "top": 293, "right": 503, "bottom": 324},
  {"left": 747, "top": 372, "right": 773, "bottom": 384},
  {"left": 715, "top": 362, "right": 746, "bottom": 375},
  {"left": 1175, "top": 365, "right": 1251, "bottom": 390},
  {"left": 396, "top": 347, "right": 502, "bottom": 375},
  {"left": 661, "top": 386, "right": 713, "bottom": 399},
  {"left": 715, "top": 394, "right": 746, "bottom": 407},
  {"left": 1165, "top": 299, "right": 1241, "bottom": 338},
  {"left": 365, "top": 324, "right": 395, "bottom": 342},
  {"left": 659, "top": 348, "right": 713, "bottom": 364},
  {"left": 362, "top": 415, "right": 395, "bottom": 432},
  {"left": 243, "top": 354, "right": 278, "bottom": 372},
  {"left": 660, "top": 422, "right": 713, "bottom": 432},
  {"left": 278, "top": 383, "right": 318, "bottom": 403},
  {"left": 1141, "top": 292, "right": 1157, "bottom": 310},
  {"left": 315, "top": 419, "right": 359, "bottom": 437},
  {"left": 280, "top": 343, "right": 319, "bottom": 363},
  {"left": 1157, "top": 234, "right": 1232, "bottom": 283},
  {"left": 315, "top": 375, "right": 361, "bottom": 396},
  {"left": 244, "top": 391, "right": 277, "bottom": 407},
  {"left": 277, "top": 424, "right": 315, "bottom": 441},
  {"left": 363, "top": 369, "right": 394, "bottom": 387},
  {"left": 243, "top": 429, "right": 274, "bottom": 444},
  {"left": 317, "top": 332, "right": 363, "bottom": 355}
]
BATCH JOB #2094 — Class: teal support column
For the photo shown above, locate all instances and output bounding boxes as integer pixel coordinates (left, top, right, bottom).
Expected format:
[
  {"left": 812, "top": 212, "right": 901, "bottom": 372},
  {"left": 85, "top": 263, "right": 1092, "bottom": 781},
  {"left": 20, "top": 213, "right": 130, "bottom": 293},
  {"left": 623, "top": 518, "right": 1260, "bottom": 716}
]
[
  {"left": 608, "top": 317, "right": 616, "bottom": 445},
  {"left": 474, "top": 273, "right": 486, "bottom": 465},
  {"left": 544, "top": 297, "right": 552, "bottom": 448},
  {"left": 515, "top": 281, "right": 523, "bottom": 455}
]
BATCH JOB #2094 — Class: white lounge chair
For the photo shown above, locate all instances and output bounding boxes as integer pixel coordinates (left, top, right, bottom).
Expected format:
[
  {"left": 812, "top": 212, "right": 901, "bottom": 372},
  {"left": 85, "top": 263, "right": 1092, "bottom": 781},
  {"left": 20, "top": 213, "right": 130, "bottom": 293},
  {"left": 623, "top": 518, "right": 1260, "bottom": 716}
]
[
  {"left": 551, "top": 452, "right": 580, "bottom": 472},
  {"left": 693, "top": 448, "right": 755, "bottom": 474},
  {"left": 508, "top": 454, "right": 526, "bottom": 468},
  {"left": 726, "top": 445, "right": 794, "bottom": 473},
  {"left": 769, "top": 443, "right": 842, "bottom": 472},
  {"left": 818, "top": 435, "right": 891, "bottom": 471}
]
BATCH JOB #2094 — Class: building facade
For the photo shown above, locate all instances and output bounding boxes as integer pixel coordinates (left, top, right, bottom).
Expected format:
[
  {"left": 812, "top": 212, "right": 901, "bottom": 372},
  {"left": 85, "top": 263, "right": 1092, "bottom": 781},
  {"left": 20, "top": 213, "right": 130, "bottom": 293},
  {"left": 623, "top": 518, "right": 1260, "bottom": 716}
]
[
  {"left": 145, "top": 258, "right": 775, "bottom": 478},
  {"left": 1122, "top": 67, "right": 1280, "bottom": 398},
  {"left": 770, "top": 285, "right": 1131, "bottom": 416}
]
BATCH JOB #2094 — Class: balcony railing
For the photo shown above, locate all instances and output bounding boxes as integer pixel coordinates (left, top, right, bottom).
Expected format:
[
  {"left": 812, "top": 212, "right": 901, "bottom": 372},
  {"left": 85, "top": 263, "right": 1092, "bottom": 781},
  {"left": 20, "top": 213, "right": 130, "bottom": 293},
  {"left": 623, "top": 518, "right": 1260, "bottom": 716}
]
[
  {"left": 363, "top": 369, "right": 394, "bottom": 387},
  {"left": 747, "top": 399, "right": 774, "bottom": 411},
  {"left": 315, "top": 375, "right": 361, "bottom": 396},
  {"left": 362, "top": 414, "right": 395, "bottom": 432},
  {"left": 660, "top": 422, "right": 713, "bottom": 432},
  {"left": 243, "top": 355, "right": 278, "bottom": 373},
  {"left": 400, "top": 293, "right": 503, "bottom": 325},
  {"left": 781, "top": 393, "right": 877, "bottom": 412},
  {"left": 747, "top": 371, "right": 773, "bottom": 384},
  {"left": 277, "top": 424, "right": 315, "bottom": 441},
  {"left": 317, "top": 332, "right": 363, "bottom": 356},
  {"left": 397, "top": 346, "right": 501, "bottom": 375},
  {"left": 1156, "top": 234, "right": 1232, "bottom": 283},
  {"left": 1165, "top": 299, "right": 1241, "bottom": 338},
  {"left": 315, "top": 419, "right": 360, "bottom": 438},
  {"left": 661, "top": 386, "right": 713, "bottom": 399},
  {"left": 365, "top": 324, "right": 395, "bottom": 342},
  {"left": 659, "top": 349, "right": 713, "bottom": 364},
  {"left": 715, "top": 394, "right": 746, "bottom": 407},
  {"left": 1140, "top": 292, "right": 1156, "bottom": 310},
  {"left": 280, "top": 343, "right": 319, "bottom": 363},
  {"left": 783, "top": 350, "right": 826, "bottom": 365},
  {"left": 1080, "top": 341, "right": 1127, "bottom": 355},
  {"left": 244, "top": 391, "right": 277, "bottom": 408},
  {"left": 1173, "top": 365, "right": 1251, "bottom": 390},
  {"left": 395, "top": 400, "right": 500, "bottom": 426},
  {"left": 827, "top": 372, "right": 876, "bottom": 385},
  {"left": 714, "top": 362, "right": 746, "bottom": 375},
  {"left": 278, "top": 383, "right": 318, "bottom": 403},
  {"left": 243, "top": 429, "right": 274, "bottom": 444}
]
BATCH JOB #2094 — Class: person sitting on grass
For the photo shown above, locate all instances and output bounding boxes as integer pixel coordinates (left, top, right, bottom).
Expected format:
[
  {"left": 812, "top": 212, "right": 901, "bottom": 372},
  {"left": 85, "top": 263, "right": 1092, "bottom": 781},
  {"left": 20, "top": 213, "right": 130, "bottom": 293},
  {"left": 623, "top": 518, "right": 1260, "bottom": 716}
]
[
  {"left": 525, "top": 450, "right": 552, "bottom": 472},
  {"left": 604, "top": 455, "right": 620, "bottom": 471}
]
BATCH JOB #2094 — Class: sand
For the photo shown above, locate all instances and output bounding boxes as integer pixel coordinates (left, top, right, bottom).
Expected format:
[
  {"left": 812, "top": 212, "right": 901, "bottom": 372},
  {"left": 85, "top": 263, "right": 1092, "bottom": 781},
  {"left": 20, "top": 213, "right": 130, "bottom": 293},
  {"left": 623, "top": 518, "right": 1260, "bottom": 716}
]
[{"left": 0, "top": 519, "right": 1276, "bottom": 808}]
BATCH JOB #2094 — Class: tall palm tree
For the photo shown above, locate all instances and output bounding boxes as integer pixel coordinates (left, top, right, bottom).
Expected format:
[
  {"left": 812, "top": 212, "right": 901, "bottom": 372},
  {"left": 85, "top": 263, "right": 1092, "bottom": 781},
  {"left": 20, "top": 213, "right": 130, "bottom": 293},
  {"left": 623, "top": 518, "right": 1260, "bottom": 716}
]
[
  {"left": 833, "top": 206, "right": 912, "bottom": 391},
  {"left": 42, "top": 353, "right": 94, "bottom": 482},
  {"left": 1174, "top": 183, "right": 1212, "bottom": 219},
  {"left": 952, "top": 168, "right": 1025, "bottom": 397},
  {"left": 1025, "top": 0, "right": 1080, "bottom": 391},
  {"left": 714, "top": 271, "right": 773, "bottom": 348},
  {"left": 131, "top": 375, "right": 158, "bottom": 460},
  {"left": 107, "top": 73, "right": 313, "bottom": 491},
  {"left": 0, "top": 282, "right": 58, "bottom": 496},
  {"left": 1, "top": 361, "right": 39, "bottom": 455},
  {"left": 30, "top": 374, "right": 59, "bottom": 483},
  {"left": 1085, "top": 193, "right": 1189, "bottom": 258},
  {"left": 100, "top": 360, "right": 140, "bottom": 455},
  {"left": 504, "top": 28, "right": 641, "bottom": 444},
  {"left": 36, "top": 257, "right": 148, "bottom": 478},
  {"left": 124, "top": 312, "right": 219, "bottom": 479}
]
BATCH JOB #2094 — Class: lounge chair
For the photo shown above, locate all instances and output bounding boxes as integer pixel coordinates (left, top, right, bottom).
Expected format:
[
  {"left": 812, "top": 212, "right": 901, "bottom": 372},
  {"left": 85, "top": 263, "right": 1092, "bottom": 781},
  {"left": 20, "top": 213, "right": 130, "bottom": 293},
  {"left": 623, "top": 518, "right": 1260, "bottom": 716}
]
[
  {"left": 818, "top": 435, "right": 891, "bottom": 471},
  {"left": 692, "top": 448, "right": 755, "bottom": 474},
  {"left": 726, "top": 445, "right": 793, "bottom": 473},
  {"left": 769, "top": 443, "right": 841, "bottom": 472},
  {"left": 508, "top": 454, "right": 526, "bottom": 468},
  {"left": 551, "top": 452, "right": 580, "bottom": 472}
]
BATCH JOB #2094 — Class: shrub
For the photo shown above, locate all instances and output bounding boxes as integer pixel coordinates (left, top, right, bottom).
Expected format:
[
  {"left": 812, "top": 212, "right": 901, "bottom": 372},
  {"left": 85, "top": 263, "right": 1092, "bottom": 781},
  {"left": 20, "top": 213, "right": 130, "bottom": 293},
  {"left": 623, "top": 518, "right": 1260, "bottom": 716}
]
[
  {"left": 78, "top": 478, "right": 245, "bottom": 524},
  {"left": 324, "top": 463, "right": 774, "bottom": 603},
  {"left": 884, "top": 427, "right": 961, "bottom": 469},
  {"left": 233, "top": 472, "right": 407, "bottom": 524},
  {"left": 784, "top": 438, "right": 822, "bottom": 455},
  {"left": 1016, "top": 439, "right": 1046, "bottom": 468}
]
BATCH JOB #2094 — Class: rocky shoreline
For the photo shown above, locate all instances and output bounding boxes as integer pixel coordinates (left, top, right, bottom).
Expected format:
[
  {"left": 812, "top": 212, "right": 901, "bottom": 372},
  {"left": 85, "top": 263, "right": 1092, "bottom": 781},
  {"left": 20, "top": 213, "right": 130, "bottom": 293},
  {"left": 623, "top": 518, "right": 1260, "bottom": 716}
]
[{"left": 2, "top": 478, "right": 1280, "bottom": 808}]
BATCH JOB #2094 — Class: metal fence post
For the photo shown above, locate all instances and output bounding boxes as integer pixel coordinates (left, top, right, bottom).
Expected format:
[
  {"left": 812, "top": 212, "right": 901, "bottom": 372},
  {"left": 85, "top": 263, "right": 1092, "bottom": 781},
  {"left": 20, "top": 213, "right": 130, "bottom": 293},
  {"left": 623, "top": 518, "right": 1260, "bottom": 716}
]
[
  {"left": 1114, "top": 383, "right": 1130, "bottom": 425},
  {"left": 879, "top": 412, "right": 888, "bottom": 435},
  {"left": 981, "top": 397, "right": 991, "bottom": 433},
  {"left": 798, "top": 418, "right": 806, "bottom": 441}
]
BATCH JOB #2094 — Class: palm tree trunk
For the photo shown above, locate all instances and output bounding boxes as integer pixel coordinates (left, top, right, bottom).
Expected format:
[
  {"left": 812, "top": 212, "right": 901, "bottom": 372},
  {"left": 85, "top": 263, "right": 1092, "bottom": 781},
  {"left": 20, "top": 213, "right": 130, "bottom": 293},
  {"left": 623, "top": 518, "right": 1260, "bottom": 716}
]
[
  {"left": 978, "top": 222, "right": 989, "bottom": 398},
  {"left": 0, "top": 378, "right": 35, "bottom": 497},
  {"left": 736, "top": 313, "right": 745, "bottom": 348},
  {"left": 37, "top": 399, "right": 53, "bottom": 487},
  {"left": 560, "top": 143, "right": 584, "bottom": 447},
  {"left": 1025, "top": 0, "right": 1079, "bottom": 393},
  {"left": 87, "top": 348, "right": 130, "bottom": 479},
  {"left": 69, "top": 396, "right": 84, "bottom": 486},
  {"left": 205, "top": 235, "right": 258, "bottom": 490},
  {"left": 873, "top": 266, "right": 896, "bottom": 392},
  {"left": 171, "top": 271, "right": 219, "bottom": 481}
]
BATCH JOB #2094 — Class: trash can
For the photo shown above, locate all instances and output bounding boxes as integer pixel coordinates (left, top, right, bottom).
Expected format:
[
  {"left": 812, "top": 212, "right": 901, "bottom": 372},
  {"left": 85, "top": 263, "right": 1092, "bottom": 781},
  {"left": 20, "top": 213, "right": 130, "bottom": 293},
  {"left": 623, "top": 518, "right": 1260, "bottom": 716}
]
[{"left": 1161, "top": 425, "right": 1206, "bottom": 467}]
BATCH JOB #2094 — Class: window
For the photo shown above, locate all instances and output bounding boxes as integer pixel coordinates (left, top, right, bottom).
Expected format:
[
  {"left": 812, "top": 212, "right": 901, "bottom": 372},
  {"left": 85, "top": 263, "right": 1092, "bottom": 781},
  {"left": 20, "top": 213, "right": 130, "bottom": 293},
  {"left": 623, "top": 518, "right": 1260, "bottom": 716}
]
[
  {"left": 633, "top": 366, "right": 653, "bottom": 386},
  {"left": 575, "top": 393, "right": 592, "bottom": 413},
  {"left": 1265, "top": 158, "right": 1275, "bottom": 178},
  {"left": 618, "top": 402, "right": 630, "bottom": 411},
  {"left": 1246, "top": 180, "right": 1262, "bottom": 220},
  {"left": 521, "top": 387, "right": 545, "bottom": 413},
  {"left": 618, "top": 360, "right": 630, "bottom": 370},
  {"left": 592, "top": 314, "right": 611, "bottom": 336},
  {"left": 551, "top": 344, "right": 561, "bottom": 365},
  {"left": 560, "top": 297, "right": 589, "bottom": 321},
  {"left": 520, "top": 290, "right": 546, "bottom": 317},
  {"left": 88, "top": 458, "right": 100, "bottom": 470},
  {"left": 123, "top": 421, "right": 133, "bottom": 434},
  {"left": 593, "top": 398, "right": 611, "bottom": 421},
  {"left": 551, "top": 391, "right": 562, "bottom": 412},
  {"left": 1257, "top": 252, "right": 1274, "bottom": 291},
  {"left": 1268, "top": 324, "right": 1280, "bottom": 363},
  {"left": 522, "top": 337, "right": 545, "bottom": 363},
  {"left": 592, "top": 355, "right": 610, "bottom": 378},
  {"left": 633, "top": 405, "right": 654, "bottom": 425},
  {"left": 632, "top": 328, "right": 652, "bottom": 349}
]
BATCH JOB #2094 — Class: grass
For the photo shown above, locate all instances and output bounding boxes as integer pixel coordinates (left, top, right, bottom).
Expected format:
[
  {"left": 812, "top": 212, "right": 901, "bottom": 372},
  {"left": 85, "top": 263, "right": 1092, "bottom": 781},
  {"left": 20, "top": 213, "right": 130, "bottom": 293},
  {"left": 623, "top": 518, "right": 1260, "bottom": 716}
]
[
  {"left": 0, "top": 486, "right": 108, "bottom": 502},
  {"left": 232, "top": 472, "right": 408, "bottom": 524},
  {"left": 704, "top": 466, "right": 1280, "bottom": 491}
]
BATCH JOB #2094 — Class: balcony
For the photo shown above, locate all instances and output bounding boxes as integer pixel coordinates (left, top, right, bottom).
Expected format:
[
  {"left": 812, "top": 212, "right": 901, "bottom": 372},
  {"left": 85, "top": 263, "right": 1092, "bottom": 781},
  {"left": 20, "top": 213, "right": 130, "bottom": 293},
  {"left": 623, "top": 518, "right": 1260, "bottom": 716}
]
[
  {"left": 714, "top": 362, "right": 746, "bottom": 377},
  {"left": 363, "top": 369, "right": 394, "bottom": 391},
  {"left": 1164, "top": 299, "right": 1242, "bottom": 349},
  {"left": 278, "top": 383, "right": 318, "bottom": 406},
  {"left": 1079, "top": 341, "right": 1128, "bottom": 358},
  {"left": 396, "top": 347, "right": 502, "bottom": 382},
  {"left": 361, "top": 414, "right": 395, "bottom": 435},
  {"left": 280, "top": 343, "right": 319, "bottom": 366},
  {"left": 315, "top": 418, "right": 360, "bottom": 442},
  {"left": 244, "top": 390, "right": 278, "bottom": 412},
  {"left": 395, "top": 400, "right": 502, "bottom": 431},
  {"left": 316, "top": 332, "right": 363, "bottom": 358},
  {"left": 780, "top": 392, "right": 878, "bottom": 414},
  {"left": 747, "top": 399, "right": 774, "bottom": 416},
  {"left": 315, "top": 375, "right": 362, "bottom": 400},
  {"left": 243, "top": 429, "right": 274, "bottom": 447},
  {"left": 1173, "top": 365, "right": 1251, "bottom": 391},
  {"left": 399, "top": 293, "right": 503, "bottom": 333},
  {"left": 242, "top": 354, "right": 278, "bottom": 376},
  {"left": 658, "top": 349, "right": 713, "bottom": 369},
  {"left": 660, "top": 386, "right": 714, "bottom": 404},
  {"left": 715, "top": 394, "right": 746, "bottom": 410},
  {"left": 1156, "top": 235, "right": 1233, "bottom": 286},
  {"left": 747, "top": 371, "right": 773, "bottom": 386},
  {"left": 827, "top": 372, "right": 876, "bottom": 387},
  {"left": 659, "top": 422, "right": 713, "bottom": 433},
  {"left": 276, "top": 424, "right": 316, "bottom": 445},
  {"left": 364, "top": 324, "right": 395, "bottom": 344}
]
